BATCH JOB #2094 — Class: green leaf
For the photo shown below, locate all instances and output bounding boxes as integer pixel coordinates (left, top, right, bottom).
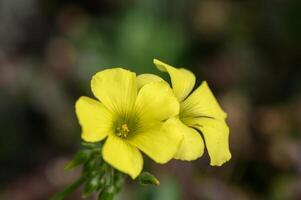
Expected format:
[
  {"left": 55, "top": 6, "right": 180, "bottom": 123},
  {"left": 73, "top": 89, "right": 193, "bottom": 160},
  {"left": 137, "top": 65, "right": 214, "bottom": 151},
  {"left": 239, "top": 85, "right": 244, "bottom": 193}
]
[
  {"left": 139, "top": 172, "right": 160, "bottom": 186},
  {"left": 64, "top": 150, "right": 92, "bottom": 170},
  {"left": 50, "top": 177, "right": 85, "bottom": 200}
]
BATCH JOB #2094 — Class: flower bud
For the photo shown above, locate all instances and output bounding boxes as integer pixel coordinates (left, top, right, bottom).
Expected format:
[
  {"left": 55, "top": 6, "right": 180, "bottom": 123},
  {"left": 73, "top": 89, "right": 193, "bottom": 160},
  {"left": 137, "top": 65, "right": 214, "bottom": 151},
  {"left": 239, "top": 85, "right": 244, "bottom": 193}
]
[{"left": 139, "top": 172, "right": 160, "bottom": 186}]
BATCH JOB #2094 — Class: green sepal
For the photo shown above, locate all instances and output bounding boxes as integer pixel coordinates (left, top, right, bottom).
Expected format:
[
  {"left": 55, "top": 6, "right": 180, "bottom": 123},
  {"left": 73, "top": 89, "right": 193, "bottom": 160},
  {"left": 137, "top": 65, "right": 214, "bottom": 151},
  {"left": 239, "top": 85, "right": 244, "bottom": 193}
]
[
  {"left": 113, "top": 172, "right": 125, "bottom": 192},
  {"left": 50, "top": 176, "right": 85, "bottom": 200},
  {"left": 98, "top": 186, "right": 115, "bottom": 200},
  {"left": 83, "top": 156, "right": 105, "bottom": 175},
  {"left": 64, "top": 150, "right": 92, "bottom": 170},
  {"left": 82, "top": 142, "right": 102, "bottom": 149},
  {"left": 139, "top": 172, "right": 160, "bottom": 186},
  {"left": 82, "top": 174, "right": 102, "bottom": 198}
]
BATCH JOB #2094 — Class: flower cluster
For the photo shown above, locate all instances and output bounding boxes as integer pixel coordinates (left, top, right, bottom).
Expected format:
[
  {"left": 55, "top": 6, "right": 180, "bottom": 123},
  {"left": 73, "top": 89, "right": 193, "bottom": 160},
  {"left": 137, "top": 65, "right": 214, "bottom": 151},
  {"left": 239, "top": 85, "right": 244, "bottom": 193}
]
[
  {"left": 76, "top": 59, "right": 231, "bottom": 178},
  {"left": 52, "top": 59, "right": 231, "bottom": 200}
]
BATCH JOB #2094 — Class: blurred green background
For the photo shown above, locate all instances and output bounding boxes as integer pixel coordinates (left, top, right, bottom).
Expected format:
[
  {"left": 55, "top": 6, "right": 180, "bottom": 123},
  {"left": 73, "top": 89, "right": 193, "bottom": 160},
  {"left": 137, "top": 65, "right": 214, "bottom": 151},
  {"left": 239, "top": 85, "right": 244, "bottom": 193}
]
[{"left": 1, "top": 0, "right": 301, "bottom": 199}]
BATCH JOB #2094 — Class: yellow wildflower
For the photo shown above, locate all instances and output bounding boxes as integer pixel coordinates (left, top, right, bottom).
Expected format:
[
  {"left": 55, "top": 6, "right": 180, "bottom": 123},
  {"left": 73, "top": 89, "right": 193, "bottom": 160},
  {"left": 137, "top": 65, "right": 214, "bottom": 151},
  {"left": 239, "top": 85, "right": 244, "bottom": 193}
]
[
  {"left": 138, "top": 59, "right": 231, "bottom": 166},
  {"left": 75, "top": 68, "right": 182, "bottom": 178}
]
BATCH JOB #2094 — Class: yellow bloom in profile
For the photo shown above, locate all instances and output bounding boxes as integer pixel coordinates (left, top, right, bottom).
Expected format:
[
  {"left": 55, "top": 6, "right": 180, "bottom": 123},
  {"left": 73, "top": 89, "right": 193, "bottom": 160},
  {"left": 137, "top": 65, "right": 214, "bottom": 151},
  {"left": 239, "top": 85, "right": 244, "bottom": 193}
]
[
  {"left": 75, "top": 68, "right": 182, "bottom": 179},
  {"left": 138, "top": 59, "right": 231, "bottom": 166}
]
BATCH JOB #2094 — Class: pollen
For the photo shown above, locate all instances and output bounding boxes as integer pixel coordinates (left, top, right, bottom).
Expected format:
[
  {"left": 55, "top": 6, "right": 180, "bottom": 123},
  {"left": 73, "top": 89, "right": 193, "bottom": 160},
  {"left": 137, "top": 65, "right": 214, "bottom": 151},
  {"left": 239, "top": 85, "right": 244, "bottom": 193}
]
[{"left": 116, "top": 123, "right": 130, "bottom": 138}]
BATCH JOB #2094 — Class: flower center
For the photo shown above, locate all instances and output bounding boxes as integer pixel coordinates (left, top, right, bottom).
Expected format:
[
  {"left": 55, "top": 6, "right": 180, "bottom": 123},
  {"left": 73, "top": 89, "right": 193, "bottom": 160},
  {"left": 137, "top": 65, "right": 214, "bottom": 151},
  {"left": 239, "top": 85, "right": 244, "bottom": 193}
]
[{"left": 116, "top": 123, "right": 130, "bottom": 138}]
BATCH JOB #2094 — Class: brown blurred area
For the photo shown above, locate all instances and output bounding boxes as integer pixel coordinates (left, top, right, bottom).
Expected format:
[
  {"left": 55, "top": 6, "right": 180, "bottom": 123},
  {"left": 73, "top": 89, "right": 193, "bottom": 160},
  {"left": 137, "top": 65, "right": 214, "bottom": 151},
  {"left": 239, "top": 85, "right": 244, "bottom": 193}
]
[{"left": 1, "top": 0, "right": 301, "bottom": 199}]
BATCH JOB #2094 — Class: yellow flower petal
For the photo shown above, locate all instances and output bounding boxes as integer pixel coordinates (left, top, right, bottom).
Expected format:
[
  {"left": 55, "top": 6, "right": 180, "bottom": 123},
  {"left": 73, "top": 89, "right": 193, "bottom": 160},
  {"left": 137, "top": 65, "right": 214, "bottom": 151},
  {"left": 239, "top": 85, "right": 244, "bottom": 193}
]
[
  {"left": 172, "top": 118, "right": 204, "bottom": 161},
  {"left": 191, "top": 118, "right": 231, "bottom": 166},
  {"left": 102, "top": 135, "right": 143, "bottom": 179},
  {"left": 153, "top": 59, "right": 195, "bottom": 102},
  {"left": 91, "top": 68, "right": 137, "bottom": 115},
  {"left": 75, "top": 96, "right": 113, "bottom": 142},
  {"left": 134, "top": 81, "right": 179, "bottom": 124},
  {"left": 137, "top": 74, "right": 163, "bottom": 90},
  {"left": 128, "top": 118, "right": 183, "bottom": 163},
  {"left": 181, "top": 81, "right": 227, "bottom": 123}
]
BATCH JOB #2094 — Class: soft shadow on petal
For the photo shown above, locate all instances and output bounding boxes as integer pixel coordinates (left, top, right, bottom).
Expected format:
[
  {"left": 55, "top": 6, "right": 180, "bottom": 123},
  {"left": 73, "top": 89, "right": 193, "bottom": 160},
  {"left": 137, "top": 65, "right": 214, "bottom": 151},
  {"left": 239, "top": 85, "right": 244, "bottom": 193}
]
[
  {"left": 102, "top": 135, "right": 143, "bottom": 179},
  {"left": 153, "top": 59, "right": 196, "bottom": 102},
  {"left": 172, "top": 118, "right": 205, "bottom": 161},
  {"left": 91, "top": 68, "right": 137, "bottom": 116},
  {"left": 128, "top": 118, "right": 183, "bottom": 164},
  {"left": 191, "top": 118, "right": 231, "bottom": 166},
  {"left": 181, "top": 81, "right": 227, "bottom": 122},
  {"left": 75, "top": 96, "right": 113, "bottom": 142}
]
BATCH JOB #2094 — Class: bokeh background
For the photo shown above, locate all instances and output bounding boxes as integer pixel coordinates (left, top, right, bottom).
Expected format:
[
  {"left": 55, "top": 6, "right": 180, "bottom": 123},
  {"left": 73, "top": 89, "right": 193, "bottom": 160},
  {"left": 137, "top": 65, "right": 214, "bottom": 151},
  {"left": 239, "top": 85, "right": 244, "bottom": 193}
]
[{"left": 1, "top": 0, "right": 301, "bottom": 199}]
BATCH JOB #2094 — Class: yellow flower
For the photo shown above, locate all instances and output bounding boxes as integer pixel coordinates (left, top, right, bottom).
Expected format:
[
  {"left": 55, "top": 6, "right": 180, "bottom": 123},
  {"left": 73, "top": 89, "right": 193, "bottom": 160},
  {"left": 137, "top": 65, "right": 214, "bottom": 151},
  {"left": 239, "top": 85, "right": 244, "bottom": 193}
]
[
  {"left": 138, "top": 59, "right": 231, "bottom": 166},
  {"left": 75, "top": 68, "right": 182, "bottom": 178}
]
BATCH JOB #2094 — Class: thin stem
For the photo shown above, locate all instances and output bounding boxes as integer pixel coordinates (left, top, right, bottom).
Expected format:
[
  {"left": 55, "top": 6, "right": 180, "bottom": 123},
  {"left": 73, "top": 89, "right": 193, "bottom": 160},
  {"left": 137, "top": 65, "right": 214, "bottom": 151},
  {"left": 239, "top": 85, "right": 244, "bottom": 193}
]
[{"left": 50, "top": 176, "right": 86, "bottom": 200}]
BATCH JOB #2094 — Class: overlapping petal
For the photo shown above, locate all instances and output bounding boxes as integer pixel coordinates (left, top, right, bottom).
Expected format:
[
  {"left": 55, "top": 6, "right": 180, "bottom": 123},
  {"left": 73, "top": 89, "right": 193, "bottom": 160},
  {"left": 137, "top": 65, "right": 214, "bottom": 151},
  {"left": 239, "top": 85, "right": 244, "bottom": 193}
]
[
  {"left": 102, "top": 135, "right": 143, "bottom": 179},
  {"left": 91, "top": 68, "right": 137, "bottom": 115},
  {"left": 180, "top": 81, "right": 230, "bottom": 166},
  {"left": 128, "top": 118, "right": 183, "bottom": 163},
  {"left": 134, "top": 81, "right": 179, "bottom": 124},
  {"left": 75, "top": 96, "right": 113, "bottom": 142},
  {"left": 188, "top": 117, "right": 231, "bottom": 166},
  {"left": 180, "top": 81, "right": 227, "bottom": 122},
  {"left": 171, "top": 118, "right": 204, "bottom": 161},
  {"left": 137, "top": 74, "right": 163, "bottom": 90},
  {"left": 153, "top": 59, "right": 195, "bottom": 102}
]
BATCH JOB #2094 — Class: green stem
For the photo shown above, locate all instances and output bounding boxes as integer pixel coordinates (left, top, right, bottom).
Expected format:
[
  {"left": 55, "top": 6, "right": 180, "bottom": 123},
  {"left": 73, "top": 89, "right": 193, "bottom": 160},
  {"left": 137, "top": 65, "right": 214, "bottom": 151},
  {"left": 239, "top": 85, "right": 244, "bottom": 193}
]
[{"left": 50, "top": 176, "right": 86, "bottom": 200}]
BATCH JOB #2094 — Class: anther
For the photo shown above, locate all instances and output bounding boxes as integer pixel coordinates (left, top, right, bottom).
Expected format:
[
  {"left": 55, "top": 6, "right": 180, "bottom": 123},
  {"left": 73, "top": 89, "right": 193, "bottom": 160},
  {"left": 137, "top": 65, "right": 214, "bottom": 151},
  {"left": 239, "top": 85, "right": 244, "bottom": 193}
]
[{"left": 116, "top": 124, "right": 130, "bottom": 138}]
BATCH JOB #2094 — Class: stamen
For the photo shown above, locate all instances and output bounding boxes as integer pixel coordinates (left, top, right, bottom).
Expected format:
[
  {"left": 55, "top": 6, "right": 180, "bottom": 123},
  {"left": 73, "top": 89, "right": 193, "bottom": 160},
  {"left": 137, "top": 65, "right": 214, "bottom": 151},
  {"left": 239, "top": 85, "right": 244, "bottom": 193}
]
[
  {"left": 121, "top": 124, "right": 130, "bottom": 132},
  {"left": 116, "top": 123, "right": 130, "bottom": 138}
]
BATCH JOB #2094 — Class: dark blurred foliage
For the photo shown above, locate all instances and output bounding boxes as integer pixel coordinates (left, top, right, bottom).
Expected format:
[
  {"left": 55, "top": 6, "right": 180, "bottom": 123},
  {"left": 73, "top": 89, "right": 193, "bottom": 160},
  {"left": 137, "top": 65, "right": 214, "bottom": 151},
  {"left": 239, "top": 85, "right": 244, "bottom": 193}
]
[{"left": 1, "top": 0, "right": 301, "bottom": 199}]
